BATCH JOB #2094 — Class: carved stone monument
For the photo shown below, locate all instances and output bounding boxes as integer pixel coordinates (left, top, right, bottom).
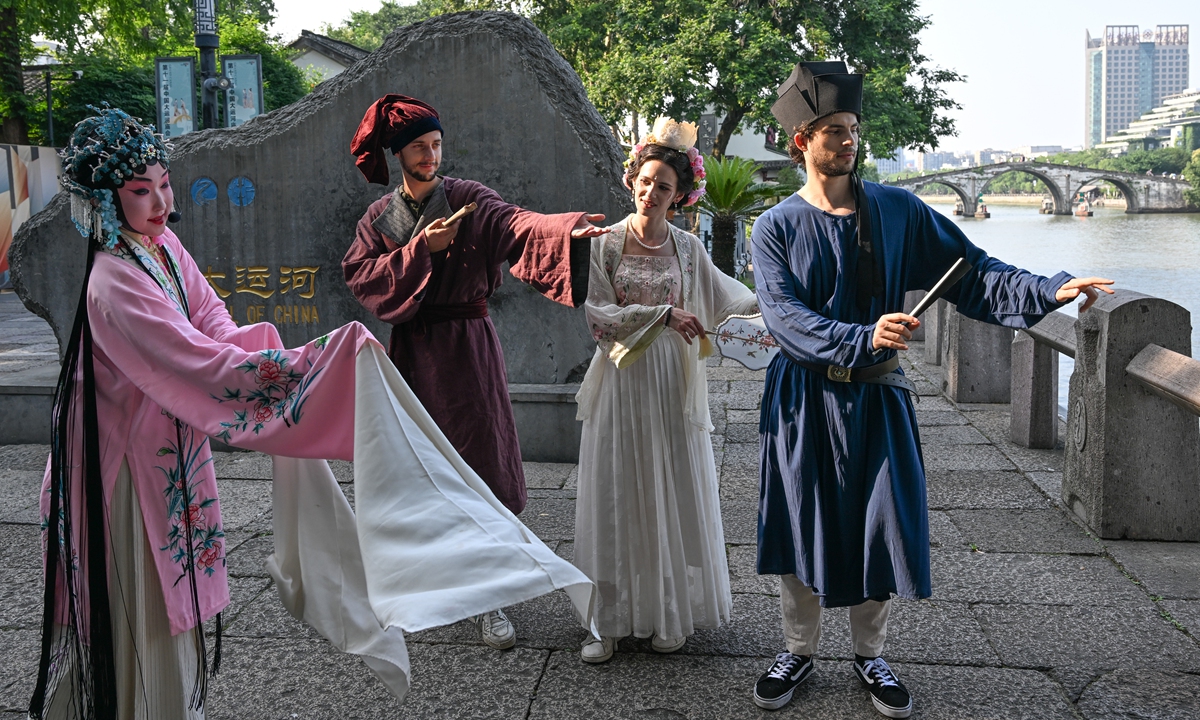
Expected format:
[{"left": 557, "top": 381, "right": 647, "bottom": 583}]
[{"left": 12, "top": 12, "right": 630, "bottom": 460}]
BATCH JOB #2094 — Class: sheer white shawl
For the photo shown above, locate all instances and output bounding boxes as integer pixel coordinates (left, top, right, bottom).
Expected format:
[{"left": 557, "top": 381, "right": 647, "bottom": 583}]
[{"left": 575, "top": 217, "right": 758, "bottom": 431}]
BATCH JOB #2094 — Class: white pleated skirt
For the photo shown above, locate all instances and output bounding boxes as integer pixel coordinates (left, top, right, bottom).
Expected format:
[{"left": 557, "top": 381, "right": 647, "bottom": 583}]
[
  {"left": 574, "top": 331, "right": 732, "bottom": 640},
  {"left": 42, "top": 458, "right": 203, "bottom": 720}
]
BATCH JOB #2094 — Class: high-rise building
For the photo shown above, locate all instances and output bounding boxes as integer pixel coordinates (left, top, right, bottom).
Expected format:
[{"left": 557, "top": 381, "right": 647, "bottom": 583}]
[
  {"left": 870, "top": 147, "right": 904, "bottom": 176},
  {"left": 1085, "top": 25, "right": 1190, "bottom": 149}
]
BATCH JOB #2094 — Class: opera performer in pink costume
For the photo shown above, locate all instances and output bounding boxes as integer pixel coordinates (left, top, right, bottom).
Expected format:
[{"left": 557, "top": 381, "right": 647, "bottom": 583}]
[{"left": 29, "top": 107, "right": 594, "bottom": 720}]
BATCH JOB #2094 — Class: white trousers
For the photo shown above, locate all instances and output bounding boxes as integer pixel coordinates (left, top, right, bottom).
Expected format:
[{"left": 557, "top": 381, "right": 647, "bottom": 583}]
[{"left": 779, "top": 574, "right": 890, "bottom": 658}]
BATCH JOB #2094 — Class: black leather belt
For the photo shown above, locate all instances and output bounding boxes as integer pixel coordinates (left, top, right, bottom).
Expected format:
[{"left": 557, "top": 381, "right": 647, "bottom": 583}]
[
  {"left": 781, "top": 351, "right": 918, "bottom": 397},
  {"left": 787, "top": 354, "right": 899, "bottom": 382}
]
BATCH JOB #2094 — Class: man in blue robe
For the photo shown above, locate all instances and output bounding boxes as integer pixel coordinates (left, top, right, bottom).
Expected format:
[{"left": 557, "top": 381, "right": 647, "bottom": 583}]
[{"left": 748, "top": 61, "right": 1113, "bottom": 718}]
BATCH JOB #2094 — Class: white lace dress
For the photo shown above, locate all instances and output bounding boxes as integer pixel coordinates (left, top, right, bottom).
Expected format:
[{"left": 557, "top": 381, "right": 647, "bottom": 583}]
[{"left": 573, "top": 221, "right": 755, "bottom": 640}]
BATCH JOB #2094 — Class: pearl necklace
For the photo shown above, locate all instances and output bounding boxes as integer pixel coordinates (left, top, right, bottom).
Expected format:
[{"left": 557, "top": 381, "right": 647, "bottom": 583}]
[{"left": 628, "top": 223, "right": 672, "bottom": 251}]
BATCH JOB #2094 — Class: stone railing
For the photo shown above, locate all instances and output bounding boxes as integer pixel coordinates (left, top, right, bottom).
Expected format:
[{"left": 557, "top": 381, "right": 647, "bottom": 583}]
[{"left": 919, "top": 290, "right": 1200, "bottom": 542}]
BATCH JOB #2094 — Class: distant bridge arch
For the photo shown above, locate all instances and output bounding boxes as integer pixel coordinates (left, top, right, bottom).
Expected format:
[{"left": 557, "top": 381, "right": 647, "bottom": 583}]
[
  {"left": 885, "top": 161, "right": 1194, "bottom": 216},
  {"left": 1072, "top": 175, "right": 1141, "bottom": 213},
  {"left": 979, "top": 167, "right": 1068, "bottom": 214}
]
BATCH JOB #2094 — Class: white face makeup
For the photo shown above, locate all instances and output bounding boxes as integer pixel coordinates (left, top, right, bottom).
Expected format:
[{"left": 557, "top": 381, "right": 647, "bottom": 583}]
[
  {"left": 116, "top": 162, "right": 173, "bottom": 237},
  {"left": 633, "top": 159, "right": 685, "bottom": 219}
]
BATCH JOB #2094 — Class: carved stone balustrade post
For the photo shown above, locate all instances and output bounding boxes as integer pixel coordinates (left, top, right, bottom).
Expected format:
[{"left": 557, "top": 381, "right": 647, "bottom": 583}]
[{"left": 1063, "top": 291, "right": 1200, "bottom": 541}]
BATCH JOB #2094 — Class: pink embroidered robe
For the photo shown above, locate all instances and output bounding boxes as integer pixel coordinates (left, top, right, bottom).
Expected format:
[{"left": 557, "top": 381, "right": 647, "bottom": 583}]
[
  {"left": 342, "top": 176, "right": 585, "bottom": 514},
  {"left": 42, "top": 228, "right": 373, "bottom": 635}
]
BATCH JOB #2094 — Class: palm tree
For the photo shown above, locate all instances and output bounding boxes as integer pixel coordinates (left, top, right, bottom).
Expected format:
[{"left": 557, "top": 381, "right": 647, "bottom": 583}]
[{"left": 696, "top": 156, "right": 797, "bottom": 276}]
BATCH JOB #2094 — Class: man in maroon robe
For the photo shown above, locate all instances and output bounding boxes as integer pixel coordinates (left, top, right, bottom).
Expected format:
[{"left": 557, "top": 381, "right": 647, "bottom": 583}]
[{"left": 343, "top": 94, "right": 606, "bottom": 649}]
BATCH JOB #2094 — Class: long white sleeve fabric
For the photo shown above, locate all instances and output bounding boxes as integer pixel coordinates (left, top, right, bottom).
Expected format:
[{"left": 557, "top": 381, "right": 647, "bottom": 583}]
[{"left": 268, "top": 343, "right": 595, "bottom": 702}]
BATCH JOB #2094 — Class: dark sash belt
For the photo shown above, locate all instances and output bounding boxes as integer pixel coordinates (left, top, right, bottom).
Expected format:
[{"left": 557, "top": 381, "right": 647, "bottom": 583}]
[
  {"left": 781, "top": 351, "right": 918, "bottom": 397},
  {"left": 410, "top": 298, "right": 489, "bottom": 336}
]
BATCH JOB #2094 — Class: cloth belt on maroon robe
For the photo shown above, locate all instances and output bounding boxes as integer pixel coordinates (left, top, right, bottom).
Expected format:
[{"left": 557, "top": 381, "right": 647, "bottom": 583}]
[
  {"left": 391, "top": 296, "right": 489, "bottom": 386},
  {"left": 408, "top": 298, "right": 489, "bottom": 337}
]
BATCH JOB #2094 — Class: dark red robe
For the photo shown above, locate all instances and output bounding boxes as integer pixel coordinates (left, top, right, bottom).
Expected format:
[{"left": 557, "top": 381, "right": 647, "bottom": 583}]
[{"left": 343, "top": 176, "right": 585, "bottom": 514}]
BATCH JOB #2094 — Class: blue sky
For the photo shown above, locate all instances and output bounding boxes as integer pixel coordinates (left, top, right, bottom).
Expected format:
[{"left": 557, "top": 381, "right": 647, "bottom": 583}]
[{"left": 272, "top": 1, "right": 1200, "bottom": 153}]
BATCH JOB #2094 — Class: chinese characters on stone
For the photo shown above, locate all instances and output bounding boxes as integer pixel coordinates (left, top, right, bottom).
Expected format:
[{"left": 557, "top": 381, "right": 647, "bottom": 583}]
[{"left": 204, "top": 264, "right": 322, "bottom": 326}]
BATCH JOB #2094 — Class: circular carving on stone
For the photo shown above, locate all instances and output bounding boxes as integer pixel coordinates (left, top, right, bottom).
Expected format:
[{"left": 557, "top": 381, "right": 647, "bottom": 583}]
[
  {"left": 190, "top": 177, "right": 217, "bottom": 206},
  {"left": 1073, "top": 396, "right": 1087, "bottom": 452},
  {"left": 227, "top": 176, "right": 256, "bottom": 207}
]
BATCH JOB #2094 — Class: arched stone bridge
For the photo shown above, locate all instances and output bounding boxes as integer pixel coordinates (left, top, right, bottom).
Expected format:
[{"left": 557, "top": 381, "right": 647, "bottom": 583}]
[{"left": 885, "top": 161, "right": 1194, "bottom": 215}]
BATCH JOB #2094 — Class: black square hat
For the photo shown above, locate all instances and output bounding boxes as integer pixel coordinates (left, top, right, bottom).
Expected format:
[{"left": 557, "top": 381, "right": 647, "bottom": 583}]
[{"left": 771, "top": 60, "right": 863, "bottom": 130}]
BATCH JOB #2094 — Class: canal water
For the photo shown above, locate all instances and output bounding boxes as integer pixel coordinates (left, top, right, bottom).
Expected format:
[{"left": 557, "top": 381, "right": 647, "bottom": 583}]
[{"left": 926, "top": 201, "right": 1200, "bottom": 414}]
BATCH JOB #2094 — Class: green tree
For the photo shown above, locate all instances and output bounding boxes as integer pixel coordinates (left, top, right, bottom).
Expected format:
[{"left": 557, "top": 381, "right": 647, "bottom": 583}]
[
  {"left": 3, "top": 0, "right": 287, "bottom": 143},
  {"left": 321, "top": 1, "right": 963, "bottom": 159},
  {"left": 324, "top": 0, "right": 459, "bottom": 50},
  {"left": 1182, "top": 149, "right": 1200, "bottom": 208},
  {"left": 528, "top": 0, "right": 962, "bottom": 158},
  {"left": 26, "top": 56, "right": 156, "bottom": 146},
  {"left": 1041, "top": 147, "right": 1189, "bottom": 176},
  {"left": 984, "top": 171, "right": 1046, "bottom": 195},
  {"left": 697, "top": 155, "right": 797, "bottom": 274}
]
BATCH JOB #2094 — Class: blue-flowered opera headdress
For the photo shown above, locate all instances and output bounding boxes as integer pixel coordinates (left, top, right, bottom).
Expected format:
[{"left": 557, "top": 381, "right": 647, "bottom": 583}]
[{"left": 60, "top": 105, "right": 171, "bottom": 249}]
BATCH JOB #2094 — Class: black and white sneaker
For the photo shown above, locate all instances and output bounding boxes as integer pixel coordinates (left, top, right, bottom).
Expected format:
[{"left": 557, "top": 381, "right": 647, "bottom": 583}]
[
  {"left": 853, "top": 655, "right": 912, "bottom": 718},
  {"left": 752, "top": 652, "right": 814, "bottom": 710}
]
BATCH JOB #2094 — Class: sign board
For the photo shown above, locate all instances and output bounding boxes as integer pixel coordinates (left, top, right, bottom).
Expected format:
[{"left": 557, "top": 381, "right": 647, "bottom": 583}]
[
  {"left": 155, "top": 57, "right": 196, "bottom": 138},
  {"left": 223, "top": 55, "right": 264, "bottom": 128}
]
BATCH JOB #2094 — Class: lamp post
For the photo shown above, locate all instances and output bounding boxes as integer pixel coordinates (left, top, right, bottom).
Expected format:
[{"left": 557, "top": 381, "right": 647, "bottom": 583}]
[{"left": 193, "top": 0, "right": 230, "bottom": 129}]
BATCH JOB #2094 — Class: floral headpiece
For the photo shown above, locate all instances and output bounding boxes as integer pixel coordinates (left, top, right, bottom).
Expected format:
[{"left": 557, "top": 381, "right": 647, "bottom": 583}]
[
  {"left": 624, "top": 116, "right": 707, "bottom": 207},
  {"left": 60, "top": 104, "right": 171, "bottom": 249}
]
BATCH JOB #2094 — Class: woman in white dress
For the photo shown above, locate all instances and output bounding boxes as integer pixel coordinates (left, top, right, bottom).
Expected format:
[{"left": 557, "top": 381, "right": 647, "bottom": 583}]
[{"left": 573, "top": 118, "right": 758, "bottom": 662}]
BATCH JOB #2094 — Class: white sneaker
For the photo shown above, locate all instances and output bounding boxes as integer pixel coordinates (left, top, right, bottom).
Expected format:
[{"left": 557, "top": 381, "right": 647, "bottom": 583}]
[
  {"left": 651, "top": 635, "right": 686, "bottom": 653},
  {"left": 580, "top": 636, "right": 614, "bottom": 663},
  {"left": 473, "top": 609, "right": 516, "bottom": 650}
]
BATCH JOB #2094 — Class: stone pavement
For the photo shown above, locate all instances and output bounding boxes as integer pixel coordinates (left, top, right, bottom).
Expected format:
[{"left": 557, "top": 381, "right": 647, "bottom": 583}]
[
  {"left": 0, "top": 291, "right": 57, "bottom": 377},
  {"left": 2, "top": 318, "right": 1200, "bottom": 717}
]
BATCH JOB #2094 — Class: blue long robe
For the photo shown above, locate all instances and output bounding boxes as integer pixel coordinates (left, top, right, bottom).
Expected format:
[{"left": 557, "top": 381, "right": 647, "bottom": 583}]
[{"left": 751, "top": 183, "right": 1072, "bottom": 607}]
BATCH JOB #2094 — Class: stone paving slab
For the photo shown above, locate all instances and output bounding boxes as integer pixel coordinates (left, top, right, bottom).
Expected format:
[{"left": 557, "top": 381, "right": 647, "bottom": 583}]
[
  {"left": 0, "top": 627, "right": 39, "bottom": 713},
  {"left": 222, "top": 577, "right": 320, "bottom": 641},
  {"left": 807, "top": 600, "right": 1000, "bottom": 667},
  {"left": 522, "top": 497, "right": 577, "bottom": 542},
  {"left": 0, "top": 569, "right": 43, "bottom": 629},
  {"left": 214, "top": 478, "right": 274, "bottom": 532},
  {"left": 1103, "top": 540, "right": 1200, "bottom": 600},
  {"left": 917, "top": 424, "right": 991, "bottom": 445},
  {"left": 720, "top": 500, "right": 760, "bottom": 546},
  {"left": 1026, "top": 471, "right": 1063, "bottom": 503},
  {"left": 0, "top": 470, "right": 42, "bottom": 525},
  {"left": 524, "top": 461, "right": 574, "bottom": 489},
  {"left": 912, "top": 410, "right": 970, "bottom": 426},
  {"left": 0, "top": 522, "right": 40, "bottom": 569},
  {"left": 928, "top": 510, "right": 970, "bottom": 549},
  {"left": 930, "top": 551, "right": 1147, "bottom": 606},
  {"left": 925, "top": 470, "right": 1051, "bottom": 510},
  {"left": 0, "top": 445, "right": 49, "bottom": 471},
  {"left": 947, "top": 509, "right": 1099, "bottom": 554},
  {"left": 530, "top": 654, "right": 1078, "bottom": 720},
  {"left": 1076, "top": 669, "right": 1200, "bottom": 720},
  {"left": 223, "top": 532, "right": 273, "bottom": 579},
  {"left": 3, "top": 351, "right": 1199, "bottom": 718},
  {"left": 974, "top": 602, "right": 1200, "bottom": 673},
  {"left": 727, "top": 545, "right": 777, "bottom": 596},
  {"left": 921, "top": 444, "right": 1017, "bottom": 471},
  {"left": 1161, "top": 600, "right": 1200, "bottom": 636}
]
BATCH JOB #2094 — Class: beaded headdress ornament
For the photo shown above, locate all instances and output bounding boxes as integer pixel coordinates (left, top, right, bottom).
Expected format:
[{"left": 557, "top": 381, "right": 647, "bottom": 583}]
[
  {"left": 624, "top": 117, "right": 707, "bottom": 206},
  {"left": 60, "top": 105, "right": 171, "bottom": 249}
]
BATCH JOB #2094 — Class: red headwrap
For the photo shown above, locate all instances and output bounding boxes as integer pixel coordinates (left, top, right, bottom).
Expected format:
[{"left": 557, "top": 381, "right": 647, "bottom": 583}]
[{"left": 351, "top": 94, "right": 443, "bottom": 185}]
